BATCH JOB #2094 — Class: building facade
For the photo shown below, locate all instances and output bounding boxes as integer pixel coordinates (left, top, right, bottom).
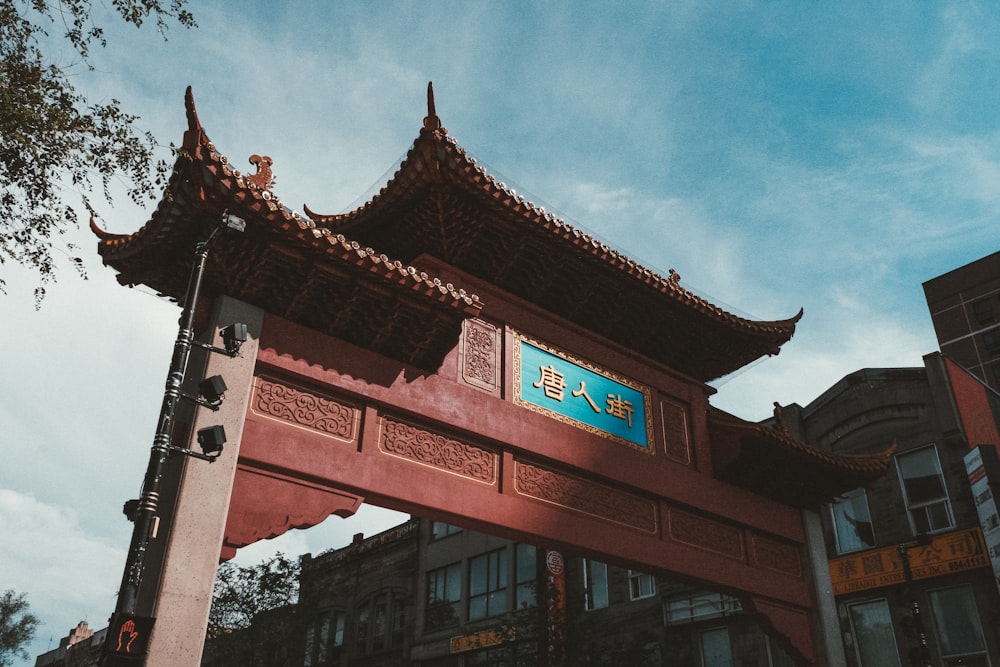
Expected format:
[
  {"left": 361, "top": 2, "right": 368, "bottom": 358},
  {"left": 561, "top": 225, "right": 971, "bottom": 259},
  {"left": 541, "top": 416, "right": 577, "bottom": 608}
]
[
  {"left": 924, "top": 250, "right": 1000, "bottom": 391},
  {"left": 35, "top": 622, "right": 105, "bottom": 667},
  {"left": 780, "top": 355, "right": 1000, "bottom": 667},
  {"left": 291, "top": 518, "right": 799, "bottom": 667}
]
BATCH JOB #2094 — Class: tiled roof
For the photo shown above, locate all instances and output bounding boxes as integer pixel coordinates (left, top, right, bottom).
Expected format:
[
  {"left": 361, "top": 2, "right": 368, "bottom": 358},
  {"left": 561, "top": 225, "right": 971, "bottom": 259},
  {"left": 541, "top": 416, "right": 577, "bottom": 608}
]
[
  {"left": 94, "top": 87, "right": 482, "bottom": 370},
  {"left": 96, "top": 84, "right": 800, "bottom": 379},
  {"left": 707, "top": 407, "right": 895, "bottom": 506},
  {"left": 304, "top": 83, "right": 801, "bottom": 381}
]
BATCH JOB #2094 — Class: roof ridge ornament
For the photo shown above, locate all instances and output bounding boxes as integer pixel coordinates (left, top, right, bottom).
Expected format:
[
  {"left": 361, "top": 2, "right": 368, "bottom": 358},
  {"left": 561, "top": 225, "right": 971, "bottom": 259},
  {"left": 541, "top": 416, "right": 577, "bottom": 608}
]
[
  {"left": 423, "top": 81, "right": 444, "bottom": 133},
  {"left": 247, "top": 154, "right": 275, "bottom": 191}
]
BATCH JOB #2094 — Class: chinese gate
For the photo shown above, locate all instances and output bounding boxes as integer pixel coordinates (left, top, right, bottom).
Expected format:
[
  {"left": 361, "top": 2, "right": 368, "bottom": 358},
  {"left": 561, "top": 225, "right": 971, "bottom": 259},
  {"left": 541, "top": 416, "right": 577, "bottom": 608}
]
[{"left": 95, "top": 85, "right": 892, "bottom": 666}]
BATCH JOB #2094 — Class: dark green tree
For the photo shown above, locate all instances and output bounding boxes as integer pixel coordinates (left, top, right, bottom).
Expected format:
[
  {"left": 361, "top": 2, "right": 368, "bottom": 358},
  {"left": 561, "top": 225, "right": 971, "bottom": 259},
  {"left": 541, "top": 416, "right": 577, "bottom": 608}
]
[
  {"left": 0, "top": 589, "right": 39, "bottom": 666},
  {"left": 204, "top": 553, "right": 300, "bottom": 667},
  {"left": 0, "top": 0, "right": 194, "bottom": 304}
]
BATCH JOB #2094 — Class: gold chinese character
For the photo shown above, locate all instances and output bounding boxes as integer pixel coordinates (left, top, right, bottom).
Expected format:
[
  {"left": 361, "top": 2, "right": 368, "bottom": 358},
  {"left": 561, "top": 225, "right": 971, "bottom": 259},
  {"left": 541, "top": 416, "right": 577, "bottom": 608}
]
[
  {"left": 571, "top": 381, "right": 601, "bottom": 413},
  {"left": 533, "top": 365, "right": 567, "bottom": 401},
  {"left": 606, "top": 394, "right": 635, "bottom": 428}
]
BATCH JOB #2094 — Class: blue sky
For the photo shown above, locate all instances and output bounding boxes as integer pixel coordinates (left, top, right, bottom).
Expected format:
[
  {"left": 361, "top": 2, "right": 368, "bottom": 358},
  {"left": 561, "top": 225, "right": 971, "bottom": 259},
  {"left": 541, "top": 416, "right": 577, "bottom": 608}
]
[{"left": 3, "top": 1, "right": 1000, "bottom": 662}]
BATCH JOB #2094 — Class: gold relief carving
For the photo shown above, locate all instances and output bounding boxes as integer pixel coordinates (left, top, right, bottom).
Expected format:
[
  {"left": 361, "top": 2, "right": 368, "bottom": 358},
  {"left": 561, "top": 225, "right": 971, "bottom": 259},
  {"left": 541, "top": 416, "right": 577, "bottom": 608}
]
[
  {"left": 660, "top": 399, "right": 691, "bottom": 464},
  {"left": 252, "top": 377, "right": 358, "bottom": 442},
  {"left": 752, "top": 535, "right": 803, "bottom": 577},
  {"left": 514, "top": 460, "right": 657, "bottom": 534},
  {"left": 379, "top": 418, "right": 497, "bottom": 484},
  {"left": 461, "top": 319, "right": 499, "bottom": 392},
  {"left": 668, "top": 508, "right": 744, "bottom": 560}
]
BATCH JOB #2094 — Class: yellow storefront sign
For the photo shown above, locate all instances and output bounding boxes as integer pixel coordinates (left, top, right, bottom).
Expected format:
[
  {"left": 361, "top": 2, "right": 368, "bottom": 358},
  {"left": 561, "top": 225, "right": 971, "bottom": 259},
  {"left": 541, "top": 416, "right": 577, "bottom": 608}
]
[
  {"left": 828, "top": 527, "right": 989, "bottom": 596},
  {"left": 450, "top": 629, "right": 511, "bottom": 654}
]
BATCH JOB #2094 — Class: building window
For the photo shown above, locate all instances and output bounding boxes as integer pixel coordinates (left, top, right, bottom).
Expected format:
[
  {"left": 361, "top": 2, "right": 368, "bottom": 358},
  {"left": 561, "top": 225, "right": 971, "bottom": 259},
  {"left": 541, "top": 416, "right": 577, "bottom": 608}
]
[
  {"left": 372, "top": 595, "right": 387, "bottom": 650},
  {"left": 426, "top": 563, "right": 461, "bottom": 631},
  {"left": 990, "top": 362, "right": 1000, "bottom": 387},
  {"left": 356, "top": 604, "right": 370, "bottom": 649},
  {"left": 582, "top": 559, "right": 609, "bottom": 611},
  {"left": 972, "top": 298, "right": 996, "bottom": 325},
  {"left": 467, "top": 641, "right": 538, "bottom": 666},
  {"left": 304, "top": 610, "right": 345, "bottom": 666},
  {"left": 470, "top": 548, "right": 508, "bottom": 621},
  {"left": 356, "top": 594, "right": 406, "bottom": 654},
  {"left": 765, "top": 635, "right": 797, "bottom": 667},
  {"left": 628, "top": 570, "right": 656, "bottom": 600},
  {"left": 895, "top": 445, "right": 954, "bottom": 534},
  {"left": 699, "top": 627, "right": 732, "bottom": 666},
  {"left": 829, "top": 487, "right": 875, "bottom": 554},
  {"left": 390, "top": 594, "right": 406, "bottom": 648},
  {"left": 431, "top": 522, "right": 462, "bottom": 539},
  {"left": 846, "top": 599, "right": 901, "bottom": 667},
  {"left": 664, "top": 591, "right": 741, "bottom": 625},
  {"left": 515, "top": 544, "right": 538, "bottom": 609},
  {"left": 928, "top": 585, "right": 988, "bottom": 660},
  {"left": 983, "top": 329, "right": 1000, "bottom": 356}
]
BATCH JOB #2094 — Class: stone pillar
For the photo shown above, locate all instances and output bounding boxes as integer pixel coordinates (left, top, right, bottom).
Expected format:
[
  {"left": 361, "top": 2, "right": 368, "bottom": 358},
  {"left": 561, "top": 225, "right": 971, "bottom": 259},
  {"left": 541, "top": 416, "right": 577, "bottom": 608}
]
[
  {"left": 801, "top": 509, "right": 846, "bottom": 667},
  {"left": 144, "top": 296, "right": 262, "bottom": 666}
]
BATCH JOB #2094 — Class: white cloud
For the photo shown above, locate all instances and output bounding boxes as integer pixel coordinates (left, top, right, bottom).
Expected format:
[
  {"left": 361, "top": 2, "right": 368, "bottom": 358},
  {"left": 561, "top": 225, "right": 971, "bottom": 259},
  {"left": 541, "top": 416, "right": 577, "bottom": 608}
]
[{"left": 0, "top": 489, "right": 125, "bottom": 662}]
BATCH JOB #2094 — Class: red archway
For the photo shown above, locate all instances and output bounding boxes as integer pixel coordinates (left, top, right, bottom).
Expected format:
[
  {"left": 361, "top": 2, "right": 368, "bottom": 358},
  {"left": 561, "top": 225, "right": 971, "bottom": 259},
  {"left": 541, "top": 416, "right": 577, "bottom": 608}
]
[{"left": 95, "top": 85, "right": 891, "bottom": 666}]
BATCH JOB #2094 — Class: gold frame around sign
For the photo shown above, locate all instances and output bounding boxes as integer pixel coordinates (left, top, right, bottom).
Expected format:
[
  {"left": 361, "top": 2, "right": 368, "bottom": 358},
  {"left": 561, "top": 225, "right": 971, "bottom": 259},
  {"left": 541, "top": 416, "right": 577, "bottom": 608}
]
[{"left": 512, "top": 330, "right": 655, "bottom": 454}]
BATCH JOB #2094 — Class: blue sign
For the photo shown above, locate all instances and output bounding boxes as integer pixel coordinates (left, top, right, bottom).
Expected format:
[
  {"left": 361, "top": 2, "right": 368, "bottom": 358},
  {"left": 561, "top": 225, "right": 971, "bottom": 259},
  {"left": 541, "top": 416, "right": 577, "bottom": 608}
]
[{"left": 516, "top": 336, "right": 651, "bottom": 450}]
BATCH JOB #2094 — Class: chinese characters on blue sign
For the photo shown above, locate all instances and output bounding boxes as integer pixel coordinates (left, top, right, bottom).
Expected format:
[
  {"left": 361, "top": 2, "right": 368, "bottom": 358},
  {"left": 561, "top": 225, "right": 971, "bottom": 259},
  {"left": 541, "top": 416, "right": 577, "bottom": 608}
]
[{"left": 516, "top": 336, "right": 651, "bottom": 450}]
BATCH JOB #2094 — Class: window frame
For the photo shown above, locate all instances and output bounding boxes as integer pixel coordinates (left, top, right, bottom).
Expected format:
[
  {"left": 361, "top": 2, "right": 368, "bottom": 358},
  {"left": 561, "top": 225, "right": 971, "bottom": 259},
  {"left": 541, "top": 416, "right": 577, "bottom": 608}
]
[
  {"left": 469, "top": 548, "right": 508, "bottom": 621},
  {"left": 303, "top": 609, "right": 345, "bottom": 666},
  {"left": 983, "top": 328, "right": 1000, "bottom": 356},
  {"left": 664, "top": 591, "right": 741, "bottom": 625},
  {"left": 698, "top": 626, "right": 733, "bottom": 667},
  {"left": 514, "top": 544, "right": 538, "bottom": 610},
  {"left": 426, "top": 562, "right": 462, "bottom": 632},
  {"left": 972, "top": 298, "right": 996, "bottom": 325},
  {"left": 895, "top": 444, "right": 954, "bottom": 535},
  {"left": 927, "top": 584, "right": 988, "bottom": 660},
  {"left": 431, "top": 521, "right": 463, "bottom": 540},
  {"left": 846, "top": 598, "right": 902, "bottom": 667},
  {"left": 829, "top": 487, "right": 876, "bottom": 554},
  {"left": 627, "top": 570, "right": 656, "bottom": 601},
  {"left": 582, "top": 559, "right": 609, "bottom": 611}
]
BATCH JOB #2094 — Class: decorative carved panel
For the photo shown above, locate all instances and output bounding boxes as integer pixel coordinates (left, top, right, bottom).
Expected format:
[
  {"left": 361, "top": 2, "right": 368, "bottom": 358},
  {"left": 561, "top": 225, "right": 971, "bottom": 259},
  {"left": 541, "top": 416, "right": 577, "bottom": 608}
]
[
  {"left": 378, "top": 417, "right": 498, "bottom": 484},
  {"left": 251, "top": 376, "right": 359, "bottom": 442},
  {"left": 668, "top": 507, "right": 745, "bottom": 560},
  {"left": 514, "top": 459, "right": 658, "bottom": 533},
  {"left": 752, "top": 534, "right": 803, "bottom": 578},
  {"left": 660, "top": 398, "right": 692, "bottom": 464},
  {"left": 461, "top": 319, "right": 500, "bottom": 393}
]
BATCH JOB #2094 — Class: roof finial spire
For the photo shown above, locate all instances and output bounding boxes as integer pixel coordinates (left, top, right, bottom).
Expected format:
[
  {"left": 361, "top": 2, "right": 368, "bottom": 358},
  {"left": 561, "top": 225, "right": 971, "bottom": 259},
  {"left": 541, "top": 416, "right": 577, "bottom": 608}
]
[{"left": 423, "top": 81, "right": 442, "bottom": 131}]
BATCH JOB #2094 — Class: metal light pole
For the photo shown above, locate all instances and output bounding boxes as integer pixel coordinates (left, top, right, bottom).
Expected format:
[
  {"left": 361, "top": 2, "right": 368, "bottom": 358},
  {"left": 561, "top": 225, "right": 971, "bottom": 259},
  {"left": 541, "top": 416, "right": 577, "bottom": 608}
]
[
  {"left": 102, "top": 213, "right": 246, "bottom": 664},
  {"left": 898, "top": 542, "right": 933, "bottom": 667}
]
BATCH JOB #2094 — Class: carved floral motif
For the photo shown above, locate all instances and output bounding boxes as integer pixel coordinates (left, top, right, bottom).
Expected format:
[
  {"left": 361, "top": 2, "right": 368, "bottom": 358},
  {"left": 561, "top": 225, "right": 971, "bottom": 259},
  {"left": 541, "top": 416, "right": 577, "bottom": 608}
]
[
  {"left": 660, "top": 399, "right": 691, "bottom": 464},
  {"left": 462, "top": 319, "right": 499, "bottom": 391},
  {"left": 379, "top": 418, "right": 497, "bottom": 484},
  {"left": 514, "top": 460, "right": 657, "bottom": 533},
  {"left": 668, "top": 508, "right": 745, "bottom": 560},
  {"left": 252, "top": 377, "right": 358, "bottom": 441}
]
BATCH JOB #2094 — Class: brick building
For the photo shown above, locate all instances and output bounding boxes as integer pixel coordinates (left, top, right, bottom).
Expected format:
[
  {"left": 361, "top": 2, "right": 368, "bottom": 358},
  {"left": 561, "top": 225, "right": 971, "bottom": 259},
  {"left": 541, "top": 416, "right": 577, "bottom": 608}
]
[
  {"left": 34, "top": 622, "right": 105, "bottom": 667},
  {"left": 291, "top": 518, "right": 798, "bottom": 666},
  {"left": 924, "top": 250, "right": 1000, "bottom": 391},
  {"left": 778, "top": 354, "right": 1000, "bottom": 666}
]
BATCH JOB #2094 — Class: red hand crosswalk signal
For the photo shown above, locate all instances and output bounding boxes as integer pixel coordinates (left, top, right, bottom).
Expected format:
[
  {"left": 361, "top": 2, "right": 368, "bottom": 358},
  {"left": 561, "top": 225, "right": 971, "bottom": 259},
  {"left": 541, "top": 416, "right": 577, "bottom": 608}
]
[{"left": 102, "top": 613, "right": 155, "bottom": 664}]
